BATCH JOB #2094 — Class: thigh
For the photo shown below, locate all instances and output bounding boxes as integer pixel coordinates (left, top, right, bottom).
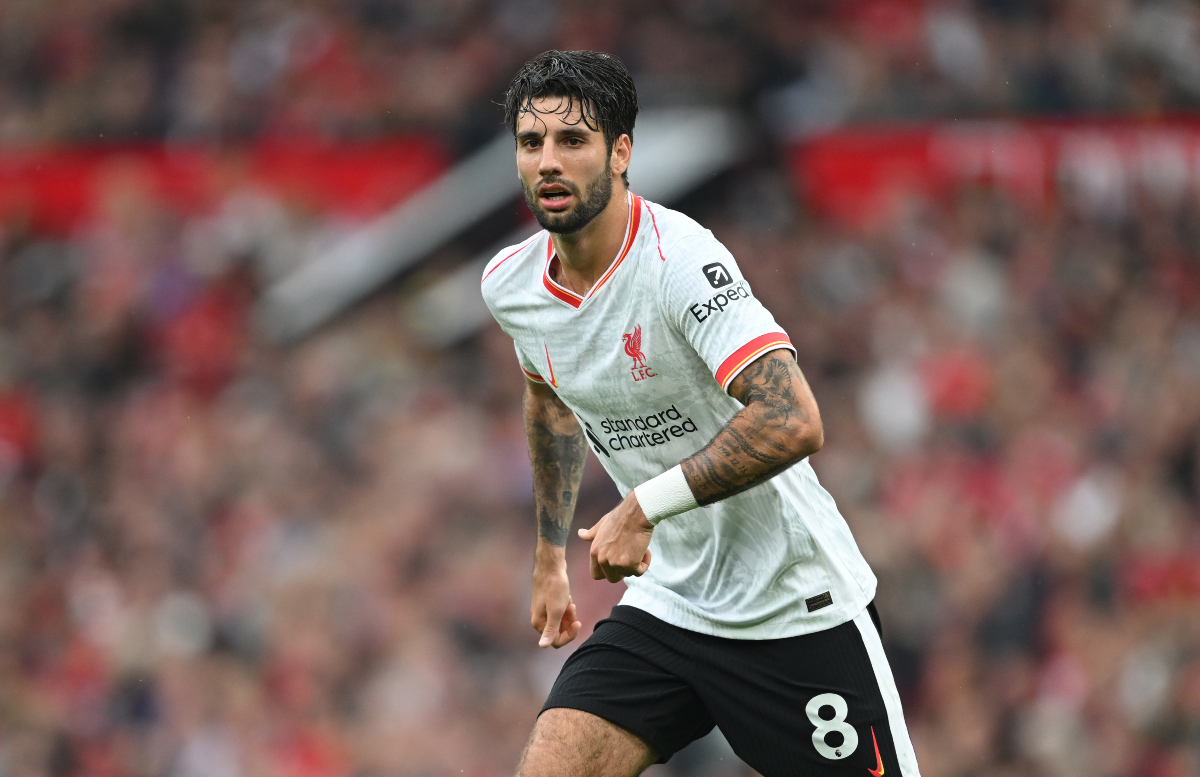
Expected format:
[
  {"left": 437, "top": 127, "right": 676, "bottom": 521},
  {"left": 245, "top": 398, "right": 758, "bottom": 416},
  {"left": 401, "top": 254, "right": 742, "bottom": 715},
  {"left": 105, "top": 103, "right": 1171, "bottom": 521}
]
[
  {"left": 517, "top": 708, "right": 657, "bottom": 777},
  {"left": 697, "top": 607, "right": 922, "bottom": 777},
  {"left": 541, "top": 608, "right": 717, "bottom": 763}
]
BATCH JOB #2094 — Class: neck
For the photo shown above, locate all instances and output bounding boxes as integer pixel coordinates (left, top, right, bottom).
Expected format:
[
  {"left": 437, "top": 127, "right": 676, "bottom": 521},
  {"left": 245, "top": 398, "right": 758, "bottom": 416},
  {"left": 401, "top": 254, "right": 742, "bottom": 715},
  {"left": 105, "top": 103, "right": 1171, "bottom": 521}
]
[{"left": 551, "top": 187, "right": 631, "bottom": 295}]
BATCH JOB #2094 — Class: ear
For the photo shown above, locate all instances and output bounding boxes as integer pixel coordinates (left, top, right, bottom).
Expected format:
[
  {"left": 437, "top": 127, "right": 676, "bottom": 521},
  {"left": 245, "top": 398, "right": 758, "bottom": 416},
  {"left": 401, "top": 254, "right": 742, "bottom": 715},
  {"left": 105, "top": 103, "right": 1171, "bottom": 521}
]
[{"left": 610, "top": 134, "right": 632, "bottom": 180}]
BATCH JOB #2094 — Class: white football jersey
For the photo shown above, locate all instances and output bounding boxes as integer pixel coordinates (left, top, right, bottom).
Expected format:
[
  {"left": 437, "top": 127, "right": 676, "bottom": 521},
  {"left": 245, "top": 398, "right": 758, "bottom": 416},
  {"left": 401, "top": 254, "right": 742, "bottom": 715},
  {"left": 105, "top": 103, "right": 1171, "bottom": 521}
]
[{"left": 482, "top": 193, "right": 877, "bottom": 638}]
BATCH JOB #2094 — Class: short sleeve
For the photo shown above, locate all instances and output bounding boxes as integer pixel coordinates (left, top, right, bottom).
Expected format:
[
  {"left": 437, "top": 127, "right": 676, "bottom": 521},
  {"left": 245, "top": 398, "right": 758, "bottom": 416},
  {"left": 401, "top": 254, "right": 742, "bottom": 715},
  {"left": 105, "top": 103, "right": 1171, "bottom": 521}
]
[
  {"left": 513, "top": 340, "right": 547, "bottom": 384},
  {"left": 658, "top": 234, "right": 794, "bottom": 392}
]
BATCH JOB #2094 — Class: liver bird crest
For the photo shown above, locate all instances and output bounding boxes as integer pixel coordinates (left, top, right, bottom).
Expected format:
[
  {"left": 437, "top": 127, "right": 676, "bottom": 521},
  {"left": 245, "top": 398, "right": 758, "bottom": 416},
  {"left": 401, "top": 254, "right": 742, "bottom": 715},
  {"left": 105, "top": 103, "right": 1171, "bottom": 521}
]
[{"left": 622, "top": 325, "right": 647, "bottom": 369}]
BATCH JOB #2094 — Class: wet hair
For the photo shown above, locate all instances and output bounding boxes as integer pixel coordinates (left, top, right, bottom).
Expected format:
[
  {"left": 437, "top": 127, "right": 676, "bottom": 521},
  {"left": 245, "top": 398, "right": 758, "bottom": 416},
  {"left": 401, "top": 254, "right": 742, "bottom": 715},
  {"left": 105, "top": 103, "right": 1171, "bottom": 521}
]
[{"left": 504, "top": 50, "right": 638, "bottom": 186}]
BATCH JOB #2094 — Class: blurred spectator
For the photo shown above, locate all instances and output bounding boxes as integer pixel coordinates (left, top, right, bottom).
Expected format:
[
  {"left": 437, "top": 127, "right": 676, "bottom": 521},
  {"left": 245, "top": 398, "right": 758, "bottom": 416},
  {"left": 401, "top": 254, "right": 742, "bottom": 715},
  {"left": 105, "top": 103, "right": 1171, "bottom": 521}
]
[{"left": 3, "top": 1, "right": 1200, "bottom": 148}]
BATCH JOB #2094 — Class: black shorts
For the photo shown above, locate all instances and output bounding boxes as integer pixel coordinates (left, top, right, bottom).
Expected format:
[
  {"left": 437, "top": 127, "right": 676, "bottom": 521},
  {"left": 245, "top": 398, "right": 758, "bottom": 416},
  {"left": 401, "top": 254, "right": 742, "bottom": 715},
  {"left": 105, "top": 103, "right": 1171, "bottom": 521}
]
[{"left": 542, "top": 604, "right": 920, "bottom": 777}]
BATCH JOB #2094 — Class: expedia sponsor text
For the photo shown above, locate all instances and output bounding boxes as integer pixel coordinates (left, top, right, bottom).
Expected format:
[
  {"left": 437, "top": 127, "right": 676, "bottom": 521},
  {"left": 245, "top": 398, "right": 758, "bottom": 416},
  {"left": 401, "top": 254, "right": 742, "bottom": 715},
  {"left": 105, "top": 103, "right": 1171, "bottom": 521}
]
[{"left": 689, "top": 282, "right": 751, "bottom": 323}]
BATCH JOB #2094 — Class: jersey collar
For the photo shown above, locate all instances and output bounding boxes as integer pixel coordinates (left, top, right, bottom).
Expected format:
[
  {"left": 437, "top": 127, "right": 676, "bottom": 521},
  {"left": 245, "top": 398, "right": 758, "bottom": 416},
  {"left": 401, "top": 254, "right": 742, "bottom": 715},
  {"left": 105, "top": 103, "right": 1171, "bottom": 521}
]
[{"left": 542, "top": 193, "right": 643, "bottom": 309}]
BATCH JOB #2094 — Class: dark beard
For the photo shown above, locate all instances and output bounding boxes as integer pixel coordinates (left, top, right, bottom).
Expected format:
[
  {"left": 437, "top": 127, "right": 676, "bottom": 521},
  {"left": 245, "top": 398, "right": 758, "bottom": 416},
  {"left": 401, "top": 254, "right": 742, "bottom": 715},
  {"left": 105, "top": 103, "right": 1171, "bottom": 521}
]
[{"left": 522, "top": 162, "right": 614, "bottom": 235}]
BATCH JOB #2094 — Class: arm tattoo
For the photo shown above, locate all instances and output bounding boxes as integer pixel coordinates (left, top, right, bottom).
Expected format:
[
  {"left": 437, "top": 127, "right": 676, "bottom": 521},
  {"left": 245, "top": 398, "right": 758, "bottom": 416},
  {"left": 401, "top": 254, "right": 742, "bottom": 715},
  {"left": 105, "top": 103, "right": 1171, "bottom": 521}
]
[
  {"left": 681, "top": 350, "right": 820, "bottom": 506},
  {"left": 524, "top": 388, "right": 586, "bottom": 546}
]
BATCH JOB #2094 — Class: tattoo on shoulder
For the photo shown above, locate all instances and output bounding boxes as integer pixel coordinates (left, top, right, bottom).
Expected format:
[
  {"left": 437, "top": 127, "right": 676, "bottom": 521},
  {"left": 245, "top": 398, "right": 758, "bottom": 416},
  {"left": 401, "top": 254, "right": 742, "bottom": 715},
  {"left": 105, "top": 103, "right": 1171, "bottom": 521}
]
[
  {"left": 728, "top": 349, "right": 805, "bottom": 407},
  {"left": 682, "top": 349, "right": 814, "bottom": 505}
]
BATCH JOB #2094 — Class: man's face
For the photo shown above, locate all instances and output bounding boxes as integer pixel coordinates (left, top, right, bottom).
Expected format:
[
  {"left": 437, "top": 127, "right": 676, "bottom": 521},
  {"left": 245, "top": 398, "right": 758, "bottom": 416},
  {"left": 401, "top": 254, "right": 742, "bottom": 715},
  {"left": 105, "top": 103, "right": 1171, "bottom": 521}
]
[{"left": 515, "top": 96, "right": 617, "bottom": 234}]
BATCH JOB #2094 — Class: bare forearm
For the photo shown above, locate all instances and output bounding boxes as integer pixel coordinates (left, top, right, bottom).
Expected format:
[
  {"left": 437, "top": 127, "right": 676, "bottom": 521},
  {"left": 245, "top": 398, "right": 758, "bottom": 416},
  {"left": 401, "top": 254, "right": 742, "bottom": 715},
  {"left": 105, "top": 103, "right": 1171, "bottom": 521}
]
[
  {"left": 524, "top": 385, "right": 587, "bottom": 547},
  {"left": 681, "top": 351, "right": 822, "bottom": 506}
]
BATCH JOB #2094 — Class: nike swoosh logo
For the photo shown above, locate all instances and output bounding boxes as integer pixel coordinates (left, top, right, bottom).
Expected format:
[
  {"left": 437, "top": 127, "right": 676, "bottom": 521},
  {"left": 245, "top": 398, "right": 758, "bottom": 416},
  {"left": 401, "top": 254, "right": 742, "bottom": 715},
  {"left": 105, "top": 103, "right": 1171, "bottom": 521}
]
[{"left": 868, "top": 726, "right": 884, "bottom": 777}]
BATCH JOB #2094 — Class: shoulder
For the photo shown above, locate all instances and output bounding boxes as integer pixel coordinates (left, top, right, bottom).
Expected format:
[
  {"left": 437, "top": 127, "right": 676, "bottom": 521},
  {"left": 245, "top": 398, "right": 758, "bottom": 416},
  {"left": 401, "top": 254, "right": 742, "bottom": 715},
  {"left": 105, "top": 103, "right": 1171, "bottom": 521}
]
[
  {"left": 636, "top": 200, "right": 733, "bottom": 289},
  {"left": 637, "top": 199, "right": 723, "bottom": 281},
  {"left": 480, "top": 231, "right": 545, "bottom": 303},
  {"left": 639, "top": 198, "right": 712, "bottom": 253},
  {"left": 639, "top": 198, "right": 728, "bottom": 264}
]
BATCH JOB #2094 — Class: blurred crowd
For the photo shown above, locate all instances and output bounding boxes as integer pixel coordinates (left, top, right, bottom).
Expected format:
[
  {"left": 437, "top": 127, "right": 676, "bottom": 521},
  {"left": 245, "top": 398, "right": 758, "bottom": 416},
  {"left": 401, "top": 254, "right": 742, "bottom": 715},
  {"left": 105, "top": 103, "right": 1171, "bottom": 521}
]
[
  {"left": 3, "top": 0, "right": 1200, "bottom": 150},
  {"left": 0, "top": 1, "right": 1197, "bottom": 777}
]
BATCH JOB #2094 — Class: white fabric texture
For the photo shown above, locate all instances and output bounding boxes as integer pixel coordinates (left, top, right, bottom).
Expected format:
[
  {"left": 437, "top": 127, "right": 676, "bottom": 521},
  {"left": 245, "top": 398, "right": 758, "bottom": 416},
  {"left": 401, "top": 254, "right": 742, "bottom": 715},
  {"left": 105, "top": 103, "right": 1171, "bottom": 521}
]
[
  {"left": 634, "top": 464, "right": 698, "bottom": 525},
  {"left": 482, "top": 193, "right": 877, "bottom": 638}
]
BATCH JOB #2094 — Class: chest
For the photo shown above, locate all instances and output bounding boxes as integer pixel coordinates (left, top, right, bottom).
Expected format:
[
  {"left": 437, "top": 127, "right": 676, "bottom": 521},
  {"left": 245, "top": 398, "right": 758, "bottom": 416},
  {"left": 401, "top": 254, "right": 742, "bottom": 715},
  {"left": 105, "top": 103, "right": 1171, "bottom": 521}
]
[{"left": 518, "top": 280, "right": 694, "bottom": 414}]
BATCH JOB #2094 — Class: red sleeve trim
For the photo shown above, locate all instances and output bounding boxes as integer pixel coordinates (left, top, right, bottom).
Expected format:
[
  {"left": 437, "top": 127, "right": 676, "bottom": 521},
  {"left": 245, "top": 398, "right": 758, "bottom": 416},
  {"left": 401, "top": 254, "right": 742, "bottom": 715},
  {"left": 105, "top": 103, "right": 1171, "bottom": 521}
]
[
  {"left": 520, "top": 365, "right": 547, "bottom": 383},
  {"left": 715, "top": 333, "right": 795, "bottom": 390}
]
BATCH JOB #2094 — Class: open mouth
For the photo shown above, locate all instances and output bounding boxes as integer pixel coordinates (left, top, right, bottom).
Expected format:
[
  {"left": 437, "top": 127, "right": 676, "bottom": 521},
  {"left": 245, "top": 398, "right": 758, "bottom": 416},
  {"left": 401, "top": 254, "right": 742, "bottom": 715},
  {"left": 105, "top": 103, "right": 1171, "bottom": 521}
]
[{"left": 538, "top": 183, "right": 574, "bottom": 211}]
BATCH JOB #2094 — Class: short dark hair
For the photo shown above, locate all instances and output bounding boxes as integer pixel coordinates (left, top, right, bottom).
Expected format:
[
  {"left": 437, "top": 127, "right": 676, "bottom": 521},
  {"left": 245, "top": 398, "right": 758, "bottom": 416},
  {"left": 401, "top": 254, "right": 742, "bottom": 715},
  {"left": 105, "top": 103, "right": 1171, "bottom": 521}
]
[{"left": 504, "top": 50, "right": 638, "bottom": 186}]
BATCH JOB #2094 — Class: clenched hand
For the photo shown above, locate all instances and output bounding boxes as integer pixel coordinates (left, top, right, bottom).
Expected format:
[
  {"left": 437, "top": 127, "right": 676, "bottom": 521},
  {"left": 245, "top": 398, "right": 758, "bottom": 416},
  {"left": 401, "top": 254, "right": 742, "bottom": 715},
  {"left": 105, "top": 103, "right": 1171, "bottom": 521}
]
[{"left": 578, "top": 492, "right": 655, "bottom": 583}]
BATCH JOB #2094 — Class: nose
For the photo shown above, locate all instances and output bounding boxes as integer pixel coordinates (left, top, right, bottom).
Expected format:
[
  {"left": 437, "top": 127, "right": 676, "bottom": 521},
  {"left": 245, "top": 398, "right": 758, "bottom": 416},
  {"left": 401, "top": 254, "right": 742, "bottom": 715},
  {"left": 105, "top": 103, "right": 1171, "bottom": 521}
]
[{"left": 538, "top": 142, "right": 563, "bottom": 178}]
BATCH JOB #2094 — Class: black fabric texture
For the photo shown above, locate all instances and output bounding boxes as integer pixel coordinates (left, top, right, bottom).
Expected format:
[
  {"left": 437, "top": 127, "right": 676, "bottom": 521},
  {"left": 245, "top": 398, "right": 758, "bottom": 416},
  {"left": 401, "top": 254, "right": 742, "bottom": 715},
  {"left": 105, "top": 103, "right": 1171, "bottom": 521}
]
[{"left": 542, "top": 603, "right": 903, "bottom": 776}]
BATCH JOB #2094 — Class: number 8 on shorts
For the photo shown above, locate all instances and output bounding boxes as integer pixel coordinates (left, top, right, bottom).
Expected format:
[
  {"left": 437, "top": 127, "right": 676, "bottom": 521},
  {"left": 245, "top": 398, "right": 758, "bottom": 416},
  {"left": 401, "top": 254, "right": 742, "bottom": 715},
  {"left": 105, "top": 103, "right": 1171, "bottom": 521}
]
[{"left": 805, "top": 693, "right": 859, "bottom": 760}]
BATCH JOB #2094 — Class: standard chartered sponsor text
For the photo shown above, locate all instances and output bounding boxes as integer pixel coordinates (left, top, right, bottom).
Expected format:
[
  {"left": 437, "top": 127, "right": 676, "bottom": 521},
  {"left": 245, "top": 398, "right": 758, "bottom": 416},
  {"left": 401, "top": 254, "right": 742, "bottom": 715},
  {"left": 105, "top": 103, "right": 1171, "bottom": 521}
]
[{"left": 599, "top": 404, "right": 699, "bottom": 451}]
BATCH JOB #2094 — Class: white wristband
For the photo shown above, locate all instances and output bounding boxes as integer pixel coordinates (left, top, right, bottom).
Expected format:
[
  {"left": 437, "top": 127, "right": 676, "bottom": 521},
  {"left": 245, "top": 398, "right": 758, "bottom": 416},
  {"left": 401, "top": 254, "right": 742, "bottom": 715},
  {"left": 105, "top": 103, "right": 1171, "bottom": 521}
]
[{"left": 634, "top": 465, "right": 699, "bottom": 525}]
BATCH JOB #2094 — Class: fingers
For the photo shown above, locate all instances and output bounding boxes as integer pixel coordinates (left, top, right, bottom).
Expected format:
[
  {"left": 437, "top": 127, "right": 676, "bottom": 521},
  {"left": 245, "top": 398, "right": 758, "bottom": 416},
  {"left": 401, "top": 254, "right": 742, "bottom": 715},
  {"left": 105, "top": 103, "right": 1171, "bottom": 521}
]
[
  {"left": 584, "top": 519, "right": 604, "bottom": 578},
  {"left": 582, "top": 512, "right": 654, "bottom": 582},
  {"left": 539, "top": 619, "right": 560, "bottom": 648},
  {"left": 552, "top": 601, "right": 581, "bottom": 648},
  {"left": 593, "top": 549, "right": 653, "bottom": 582},
  {"left": 592, "top": 548, "right": 633, "bottom": 582},
  {"left": 598, "top": 553, "right": 625, "bottom": 583},
  {"left": 634, "top": 549, "right": 652, "bottom": 577},
  {"left": 536, "top": 601, "right": 581, "bottom": 648},
  {"left": 539, "top": 603, "right": 565, "bottom": 648}
]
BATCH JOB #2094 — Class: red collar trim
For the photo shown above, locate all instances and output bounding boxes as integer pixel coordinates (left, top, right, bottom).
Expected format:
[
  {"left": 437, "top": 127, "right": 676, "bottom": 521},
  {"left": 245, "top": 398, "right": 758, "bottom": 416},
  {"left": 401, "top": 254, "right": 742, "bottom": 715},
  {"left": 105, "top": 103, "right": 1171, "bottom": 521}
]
[{"left": 541, "top": 194, "right": 642, "bottom": 309}]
